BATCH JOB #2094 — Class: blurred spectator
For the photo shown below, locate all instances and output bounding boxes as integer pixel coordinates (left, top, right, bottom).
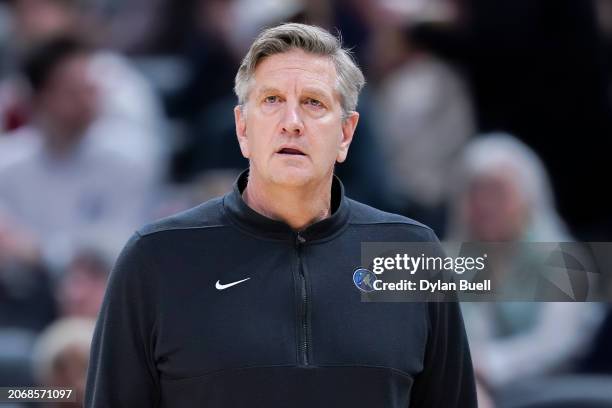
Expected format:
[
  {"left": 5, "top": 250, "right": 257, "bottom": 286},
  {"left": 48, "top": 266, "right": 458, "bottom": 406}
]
[
  {"left": 85, "top": 50, "right": 167, "bottom": 178},
  {"left": 0, "top": 191, "right": 56, "bottom": 391},
  {"left": 447, "top": 134, "right": 569, "bottom": 242},
  {"left": 32, "top": 318, "right": 95, "bottom": 408},
  {"left": 10, "top": 0, "right": 91, "bottom": 47},
  {"left": 342, "top": 0, "right": 459, "bottom": 82},
  {"left": 411, "top": 0, "right": 612, "bottom": 240},
  {"left": 56, "top": 248, "right": 110, "bottom": 318},
  {"left": 1, "top": 209, "right": 56, "bottom": 332},
  {"left": 362, "top": 0, "right": 474, "bottom": 233},
  {"left": 83, "top": 0, "right": 166, "bottom": 54},
  {"left": 0, "top": 37, "right": 152, "bottom": 272},
  {"left": 1, "top": 0, "right": 167, "bottom": 177},
  {"left": 374, "top": 53, "right": 474, "bottom": 233},
  {"left": 0, "top": 250, "right": 56, "bottom": 332},
  {"left": 448, "top": 134, "right": 603, "bottom": 390}
]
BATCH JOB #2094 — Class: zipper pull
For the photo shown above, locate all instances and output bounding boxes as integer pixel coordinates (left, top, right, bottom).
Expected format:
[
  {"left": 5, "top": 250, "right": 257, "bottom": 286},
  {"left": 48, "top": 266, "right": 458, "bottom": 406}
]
[{"left": 295, "top": 232, "right": 306, "bottom": 245}]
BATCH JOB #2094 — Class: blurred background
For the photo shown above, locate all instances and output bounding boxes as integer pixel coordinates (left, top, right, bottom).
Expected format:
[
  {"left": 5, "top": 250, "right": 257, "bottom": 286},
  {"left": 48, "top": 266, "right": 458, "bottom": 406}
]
[{"left": 0, "top": 0, "right": 611, "bottom": 406}]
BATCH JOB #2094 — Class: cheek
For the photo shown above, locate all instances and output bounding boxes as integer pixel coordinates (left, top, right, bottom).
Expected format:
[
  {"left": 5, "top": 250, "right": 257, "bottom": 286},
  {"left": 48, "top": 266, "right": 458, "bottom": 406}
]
[
  {"left": 260, "top": 103, "right": 283, "bottom": 115},
  {"left": 505, "top": 197, "right": 529, "bottom": 229},
  {"left": 244, "top": 118, "right": 269, "bottom": 153},
  {"left": 310, "top": 137, "right": 340, "bottom": 166},
  {"left": 311, "top": 122, "right": 343, "bottom": 157}
]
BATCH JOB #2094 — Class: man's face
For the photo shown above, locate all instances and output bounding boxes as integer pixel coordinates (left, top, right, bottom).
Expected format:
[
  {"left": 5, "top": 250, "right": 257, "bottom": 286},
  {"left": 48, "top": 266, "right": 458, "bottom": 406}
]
[
  {"left": 234, "top": 49, "right": 359, "bottom": 188},
  {"left": 38, "top": 53, "right": 98, "bottom": 138}
]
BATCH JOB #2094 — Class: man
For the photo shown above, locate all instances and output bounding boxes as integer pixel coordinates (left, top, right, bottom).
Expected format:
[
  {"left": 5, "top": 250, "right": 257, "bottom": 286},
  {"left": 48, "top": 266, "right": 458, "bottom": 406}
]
[
  {"left": 3, "top": 0, "right": 165, "bottom": 173},
  {"left": 0, "top": 37, "right": 152, "bottom": 272},
  {"left": 85, "top": 23, "right": 476, "bottom": 407}
]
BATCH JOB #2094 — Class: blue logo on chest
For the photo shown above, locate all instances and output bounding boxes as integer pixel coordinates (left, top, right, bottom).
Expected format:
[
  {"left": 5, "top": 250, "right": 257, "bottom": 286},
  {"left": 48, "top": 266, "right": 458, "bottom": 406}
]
[{"left": 353, "top": 268, "right": 376, "bottom": 292}]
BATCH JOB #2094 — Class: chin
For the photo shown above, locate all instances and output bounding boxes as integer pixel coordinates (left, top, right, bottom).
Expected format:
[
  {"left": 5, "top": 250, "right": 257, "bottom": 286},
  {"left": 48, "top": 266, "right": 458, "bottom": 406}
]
[
  {"left": 271, "top": 172, "right": 313, "bottom": 188},
  {"left": 269, "top": 165, "right": 317, "bottom": 188}
]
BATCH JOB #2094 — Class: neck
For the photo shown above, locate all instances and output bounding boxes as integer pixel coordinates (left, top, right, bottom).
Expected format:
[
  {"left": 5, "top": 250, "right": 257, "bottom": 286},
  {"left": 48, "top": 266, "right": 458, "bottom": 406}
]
[
  {"left": 40, "top": 120, "right": 84, "bottom": 158},
  {"left": 242, "top": 172, "right": 333, "bottom": 231},
  {"left": 45, "top": 135, "right": 79, "bottom": 158}
]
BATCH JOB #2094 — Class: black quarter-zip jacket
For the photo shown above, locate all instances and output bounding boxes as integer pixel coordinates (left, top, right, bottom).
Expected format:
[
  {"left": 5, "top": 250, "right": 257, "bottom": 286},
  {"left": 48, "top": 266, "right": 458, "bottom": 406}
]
[{"left": 85, "top": 170, "right": 477, "bottom": 407}]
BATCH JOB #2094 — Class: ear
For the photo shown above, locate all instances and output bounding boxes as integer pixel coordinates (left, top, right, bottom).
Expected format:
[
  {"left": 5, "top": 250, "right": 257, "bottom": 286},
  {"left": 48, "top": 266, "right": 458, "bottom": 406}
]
[
  {"left": 336, "top": 111, "right": 359, "bottom": 163},
  {"left": 234, "top": 105, "right": 250, "bottom": 158}
]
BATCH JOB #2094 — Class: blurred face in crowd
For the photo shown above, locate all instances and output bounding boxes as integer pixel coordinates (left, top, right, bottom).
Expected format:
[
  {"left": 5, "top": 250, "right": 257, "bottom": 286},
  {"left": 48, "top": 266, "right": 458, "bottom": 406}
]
[
  {"left": 47, "top": 344, "right": 89, "bottom": 408},
  {"left": 14, "top": 0, "right": 78, "bottom": 43},
  {"left": 462, "top": 166, "right": 529, "bottom": 241},
  {"left": 57, "top": 256, "right": 107, "bottom": 318},
  {"left": 36, "top": 52, "right": 98, "bottom": 143},
  {"left": 234, "top": 49, "right": 359, "bottom": 189}
]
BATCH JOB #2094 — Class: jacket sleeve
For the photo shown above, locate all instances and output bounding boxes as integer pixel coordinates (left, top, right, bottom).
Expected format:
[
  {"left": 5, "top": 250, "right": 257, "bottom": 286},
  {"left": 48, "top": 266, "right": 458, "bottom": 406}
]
[
  {"left": 85, "top": 232, "right": 160, "bottom": 407},
  {"left": 410, "top": 301, "right": 477, "bottom": 407},
  {"left": 409, "top": 229, "right": 477, "bottom": 407}
]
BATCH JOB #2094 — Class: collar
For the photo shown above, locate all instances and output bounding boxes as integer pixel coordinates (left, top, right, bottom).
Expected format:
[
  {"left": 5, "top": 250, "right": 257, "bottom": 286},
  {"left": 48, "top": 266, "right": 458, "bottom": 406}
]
[{"left": 223, "top": 169, "right": 350, "bottom": 242}]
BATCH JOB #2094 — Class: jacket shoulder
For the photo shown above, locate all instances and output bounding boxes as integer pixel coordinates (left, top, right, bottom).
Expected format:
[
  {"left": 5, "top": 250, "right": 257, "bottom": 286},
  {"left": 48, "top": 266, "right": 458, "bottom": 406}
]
[
  {"left": 138, "top": 196, "right": 226, "bottom": 237},
  {"left": 347, "top": 198, "right": 434, "bottom": 232}
]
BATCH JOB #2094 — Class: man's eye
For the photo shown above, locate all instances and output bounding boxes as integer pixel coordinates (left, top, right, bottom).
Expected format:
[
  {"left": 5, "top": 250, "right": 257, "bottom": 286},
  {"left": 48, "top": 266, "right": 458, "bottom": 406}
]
[
  {"left": 305, "top": 98, "right": 323, "bottom": 108},
  {"left": 264, "top": 96, "right": 279, "bottom": 104}
]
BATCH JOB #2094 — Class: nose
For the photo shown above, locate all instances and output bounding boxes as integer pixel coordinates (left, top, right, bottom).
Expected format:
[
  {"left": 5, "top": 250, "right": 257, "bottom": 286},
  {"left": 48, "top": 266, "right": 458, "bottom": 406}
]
[{"left": 280, "top": 100, "right": 304, "bottom": 136}]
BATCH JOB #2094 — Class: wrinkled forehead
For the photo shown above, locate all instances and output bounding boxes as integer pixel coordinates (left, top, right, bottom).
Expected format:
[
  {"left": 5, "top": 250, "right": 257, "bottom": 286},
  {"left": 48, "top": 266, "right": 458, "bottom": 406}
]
[{"left": 249, "top": 50, "right": 340, "bottom": 99}]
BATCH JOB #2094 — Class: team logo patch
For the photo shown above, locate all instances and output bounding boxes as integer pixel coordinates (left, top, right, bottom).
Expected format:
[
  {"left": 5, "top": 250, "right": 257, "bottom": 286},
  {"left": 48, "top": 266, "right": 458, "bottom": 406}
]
[{"left": 353, "top": 268, "right": 376, "bottom": 293}]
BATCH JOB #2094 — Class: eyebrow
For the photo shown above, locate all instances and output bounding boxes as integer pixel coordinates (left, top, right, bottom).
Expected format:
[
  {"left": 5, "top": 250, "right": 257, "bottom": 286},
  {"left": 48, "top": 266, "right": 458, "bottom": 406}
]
[
  {"left": 256, "top": 86, "right": 282, "bottom": 99},
  {"left": 301, "top": 87, "right": 333, "bottom": 102},
  {"left": 255, "top": 86, "right": 334, "bottom": 103}
]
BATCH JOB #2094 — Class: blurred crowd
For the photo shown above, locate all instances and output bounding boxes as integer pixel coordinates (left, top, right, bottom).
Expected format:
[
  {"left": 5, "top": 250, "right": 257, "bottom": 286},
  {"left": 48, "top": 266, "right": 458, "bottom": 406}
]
[{"left": 0, "top": 0, "right": 611, "bottom": 406}]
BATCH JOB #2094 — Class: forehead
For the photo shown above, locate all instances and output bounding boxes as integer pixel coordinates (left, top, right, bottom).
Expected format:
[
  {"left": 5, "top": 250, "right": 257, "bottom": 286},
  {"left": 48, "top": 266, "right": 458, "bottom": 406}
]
[
  {"left": 252, "top": 49, "right": 337, "bottom": 94},
  {"left": 49, "top": 53, "right": 90, "bottom": 81},
  {"left": 470, "top": 166, "right": 521, "bottom": 192}
]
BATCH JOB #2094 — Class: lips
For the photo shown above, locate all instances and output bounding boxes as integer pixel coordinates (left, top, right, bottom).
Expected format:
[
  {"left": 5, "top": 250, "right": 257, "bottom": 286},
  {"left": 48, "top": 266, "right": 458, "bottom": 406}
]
[{"left": 278, "top": 147, "right": 306, "bottom": 156}]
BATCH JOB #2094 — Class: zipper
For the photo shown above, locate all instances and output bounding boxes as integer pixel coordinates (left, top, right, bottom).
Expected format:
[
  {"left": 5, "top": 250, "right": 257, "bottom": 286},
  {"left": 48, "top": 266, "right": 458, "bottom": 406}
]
[{"left": 295, "top": 231, "right": 309, "bottom": 366}]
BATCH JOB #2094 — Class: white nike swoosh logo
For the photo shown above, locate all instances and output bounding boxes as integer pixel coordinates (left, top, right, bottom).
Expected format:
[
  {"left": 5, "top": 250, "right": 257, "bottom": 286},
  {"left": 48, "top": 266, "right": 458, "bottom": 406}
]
[{"left": 215, "top": 277, "right": 251, "bottom": 290}]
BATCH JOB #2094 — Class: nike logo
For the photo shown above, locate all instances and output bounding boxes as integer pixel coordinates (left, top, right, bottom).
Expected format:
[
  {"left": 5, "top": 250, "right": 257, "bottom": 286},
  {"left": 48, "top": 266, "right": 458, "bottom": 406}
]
[{"left": 215, "top": 277, "right": 251, "bottom": 290}]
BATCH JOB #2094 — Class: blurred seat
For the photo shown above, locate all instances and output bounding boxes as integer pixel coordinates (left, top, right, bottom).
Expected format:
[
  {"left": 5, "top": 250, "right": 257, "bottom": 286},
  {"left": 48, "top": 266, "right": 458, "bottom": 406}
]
[
  {"left": 497, "top": 375, "right": 612, "bottom": 408},
  {"left": 0, "top": 328, "right": 36, "bottom": 387}
]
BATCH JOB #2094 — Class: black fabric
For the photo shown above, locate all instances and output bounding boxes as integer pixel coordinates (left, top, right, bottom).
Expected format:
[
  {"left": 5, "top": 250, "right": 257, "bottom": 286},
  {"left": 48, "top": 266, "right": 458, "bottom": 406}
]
[
  {"left": 85, "top": 170, "right": 476, "bottom": 407},
  {"left": 224, "top": 170, "right": 349, "bottom": 241}
]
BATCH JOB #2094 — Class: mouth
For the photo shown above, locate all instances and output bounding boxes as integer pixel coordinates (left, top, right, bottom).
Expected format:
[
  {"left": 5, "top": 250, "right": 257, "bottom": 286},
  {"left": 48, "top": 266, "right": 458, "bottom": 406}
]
[{"left": 277, "top": 147, "right": 306, "bottom": 156}]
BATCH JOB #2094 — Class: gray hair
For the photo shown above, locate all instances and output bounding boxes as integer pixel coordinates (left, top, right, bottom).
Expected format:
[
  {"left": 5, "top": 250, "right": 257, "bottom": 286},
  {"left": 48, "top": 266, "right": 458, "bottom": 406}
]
[
  {"left": 234, "top": 23, "right": 365, "bottom": 118},
  {"left": 447, "top": 133, "right": 571, "bottom": 241},
  {"left": 32, "top": 318, "right": 96, "bottom": 384}
]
